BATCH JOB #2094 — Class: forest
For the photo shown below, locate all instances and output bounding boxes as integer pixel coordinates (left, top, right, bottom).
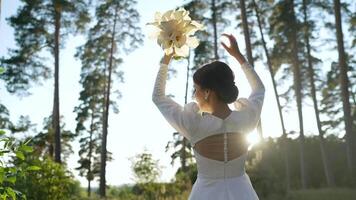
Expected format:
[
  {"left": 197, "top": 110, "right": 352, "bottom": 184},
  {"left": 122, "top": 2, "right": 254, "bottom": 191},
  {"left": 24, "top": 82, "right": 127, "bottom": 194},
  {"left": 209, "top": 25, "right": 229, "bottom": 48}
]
[{"left": 0, "top": 0, "right": 355, "bottom": 199}]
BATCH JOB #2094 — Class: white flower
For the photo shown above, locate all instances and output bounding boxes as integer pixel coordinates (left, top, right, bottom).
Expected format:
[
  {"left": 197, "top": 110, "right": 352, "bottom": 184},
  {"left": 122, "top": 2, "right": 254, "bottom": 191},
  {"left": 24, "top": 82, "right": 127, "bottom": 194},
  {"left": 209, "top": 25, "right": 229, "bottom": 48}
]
[{"left": 147, "top": 8, "right": 205, "bottom": 58}]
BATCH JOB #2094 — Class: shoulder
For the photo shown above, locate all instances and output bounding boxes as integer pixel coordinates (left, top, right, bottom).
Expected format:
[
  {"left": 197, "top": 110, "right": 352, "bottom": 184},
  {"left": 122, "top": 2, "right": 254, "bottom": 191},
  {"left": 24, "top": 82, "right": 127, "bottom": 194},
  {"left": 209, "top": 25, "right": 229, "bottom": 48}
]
[
  {"left": 184, "top": 102, "right": 200, "bottom": 113},
  {"left": 233, "top": 98, "right": 251, "bottom": 110}
]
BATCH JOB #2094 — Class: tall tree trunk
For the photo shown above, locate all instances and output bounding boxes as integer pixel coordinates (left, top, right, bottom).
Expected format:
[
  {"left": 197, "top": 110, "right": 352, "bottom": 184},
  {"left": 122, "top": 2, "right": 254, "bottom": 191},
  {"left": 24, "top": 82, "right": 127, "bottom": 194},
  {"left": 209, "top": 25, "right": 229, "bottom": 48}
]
[
  {"left": 333, "top": 0, "right": 355, "bottom": 180},
  {"left": 291, "top": 0, "right": 307, "bottom": 189},
  {"left": 211, "top": 0, "right": 219, "bottom": 59},
  {"left": 49, "top": 142, "right": 54, "bottom": 159},
  {"left": 252, "top": 0, "right": 290, "bottom": 192},
  {"left": 88, "top": 110, "right": 94, "bottom": 197},
  {"left": 239, "top": 0, "right": 253, "bottom": 65},
  {"left": 181, "top": 52, "right": 191, "bottom": 172},
  {"left": 88, "top": 179, "right": 91, "bottom": 197},
  {"left": 0, "top": 0, "right": 2, "bottom": 21},
  {"left": 53, "top": 1, "right": 61, "bottom": 164},
  {"left": 100, "top": 6, "right": 118, "bottom": 197},
  {"left": 302, "top": 0, "right": 335, "bottom": 187},
  {"left": 239, "top": 0, "right": 264, "bottom": 139}
]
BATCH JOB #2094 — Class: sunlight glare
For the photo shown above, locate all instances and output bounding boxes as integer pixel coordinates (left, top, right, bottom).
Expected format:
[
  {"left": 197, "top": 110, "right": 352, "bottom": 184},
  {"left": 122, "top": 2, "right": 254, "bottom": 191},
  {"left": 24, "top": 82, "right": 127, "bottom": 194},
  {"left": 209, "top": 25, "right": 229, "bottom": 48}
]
[{"left": 246, "top": 130, "right": 261, "bottom": 151}]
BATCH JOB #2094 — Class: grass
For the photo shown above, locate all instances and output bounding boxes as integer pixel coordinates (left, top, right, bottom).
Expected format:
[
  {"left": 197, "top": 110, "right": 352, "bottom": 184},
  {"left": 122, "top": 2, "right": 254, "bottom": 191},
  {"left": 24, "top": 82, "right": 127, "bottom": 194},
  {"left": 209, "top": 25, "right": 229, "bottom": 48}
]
[
  {"left": 78, "top": 187, "right": 356, "bottom": 200},
  {"left": 285, "top": 188, "right": 356, "bottom": 200}
]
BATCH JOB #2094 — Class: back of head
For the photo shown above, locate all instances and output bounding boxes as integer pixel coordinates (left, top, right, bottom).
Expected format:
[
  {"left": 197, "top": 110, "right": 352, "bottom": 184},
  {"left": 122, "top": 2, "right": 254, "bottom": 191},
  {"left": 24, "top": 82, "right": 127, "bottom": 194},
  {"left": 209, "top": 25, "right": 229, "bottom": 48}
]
[{"left": 193, "top": 61, "right": 239, "bottom": 104}]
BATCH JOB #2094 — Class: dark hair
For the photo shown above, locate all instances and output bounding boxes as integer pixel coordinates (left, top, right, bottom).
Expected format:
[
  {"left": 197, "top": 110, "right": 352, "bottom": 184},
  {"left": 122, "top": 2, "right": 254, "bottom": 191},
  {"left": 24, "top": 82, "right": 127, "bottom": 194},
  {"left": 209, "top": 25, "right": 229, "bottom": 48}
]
[{"left": 193, "top": 61, "right": 239, "bottom": 104}]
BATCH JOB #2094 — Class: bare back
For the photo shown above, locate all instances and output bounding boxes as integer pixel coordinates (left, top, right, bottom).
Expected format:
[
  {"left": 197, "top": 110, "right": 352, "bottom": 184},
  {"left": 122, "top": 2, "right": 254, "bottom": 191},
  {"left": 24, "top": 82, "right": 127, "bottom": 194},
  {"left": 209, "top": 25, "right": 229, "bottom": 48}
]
[{"left": 193, "top": 132, "right": 248, "bottom": 162}]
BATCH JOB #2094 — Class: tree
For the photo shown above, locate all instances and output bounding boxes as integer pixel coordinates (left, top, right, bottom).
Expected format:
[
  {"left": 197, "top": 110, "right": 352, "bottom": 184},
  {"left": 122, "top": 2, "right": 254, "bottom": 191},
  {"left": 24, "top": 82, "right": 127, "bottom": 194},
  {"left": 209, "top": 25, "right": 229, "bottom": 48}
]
[
  {"left": 290, "top": 0, "right": 307, "bottom": 189},
  {"left": 184, "top": 0, "right": 235, "bottom": 65},
  {"left": 0, "top": 0, "right": 90, "bottom": 163},
  {"left": 73, "top": 55, "right": 110, "bottom": 197},
  {"left": 78, "top": 0, "right": 143, "bottom": 197},
  {"left": 268, "top": 0, "right": 309, "bottom": 189},
  {"left": 333, "top": 0, "right": 355, "bottom": 179},
  {"left": 301, "top": 0, "right": 335, "bottom": 186},
  {"left": 0, "top": 0, "right": 2, "bottom": 21},
  {"left": 32, "top": 115, "right": 75, "bottom": 163},
  {"left": 131, "top": 151, "right": 161, "bottom": 184},
  {"left": 238, "top": 0, "right": 265, "bottom": 141},
  {"left": 251, "top": 0, "right": 291, "bottom": 192}
]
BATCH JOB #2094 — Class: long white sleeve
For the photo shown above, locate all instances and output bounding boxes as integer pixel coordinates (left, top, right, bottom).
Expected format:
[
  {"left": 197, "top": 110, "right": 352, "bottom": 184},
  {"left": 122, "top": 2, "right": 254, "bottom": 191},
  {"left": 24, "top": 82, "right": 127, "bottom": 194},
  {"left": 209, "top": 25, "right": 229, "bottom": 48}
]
[
  {"left": 234, "top": 61, "right": 265, "bottom": 124},
  {"left": 152, "top": 63, "right": 199, "bottom": 140}
]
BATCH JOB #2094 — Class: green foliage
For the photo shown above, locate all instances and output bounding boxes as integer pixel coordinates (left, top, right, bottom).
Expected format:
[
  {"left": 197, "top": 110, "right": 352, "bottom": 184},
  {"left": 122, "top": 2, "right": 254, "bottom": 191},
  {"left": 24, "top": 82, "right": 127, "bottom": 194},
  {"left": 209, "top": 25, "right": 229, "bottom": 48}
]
[
  {"left": 104, "top": 182, "right": 190, "bottom": 200},
  {"left": 0, "top": 0, "right": 90, "bottom": 96},
  {"left": 0, "top": 129, "right": 37, "bottom": 200},
  {"left": 182, "top": 0, "right": 234, "bottom": 66},
  {"left": 75, "top": 0, "right": 143, "bottom": 195},
  {"left": 131, "top": 151, "right": 161, "bottom": 184},
  {"left": 165, "top": 132, "right": 194, "bottom": 167},
  {"left": 246, "top": 135, "right": 355, "bottom": 199},
  {"left": 174, "top": 163, "right": 197, "bottom": 190},
  {"left": 31, "top": 115, "right": 75, "bottom": 162},
  {"left": 15, "top": 158, "right": 81, "bottom": 200}
]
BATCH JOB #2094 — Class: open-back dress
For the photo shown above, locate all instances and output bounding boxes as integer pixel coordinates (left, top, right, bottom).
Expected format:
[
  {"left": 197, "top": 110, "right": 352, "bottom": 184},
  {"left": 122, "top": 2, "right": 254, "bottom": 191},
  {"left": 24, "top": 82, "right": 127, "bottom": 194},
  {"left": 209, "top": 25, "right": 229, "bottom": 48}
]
[{"left": 152, "top": 60, "right": 265, "bottom": 200}]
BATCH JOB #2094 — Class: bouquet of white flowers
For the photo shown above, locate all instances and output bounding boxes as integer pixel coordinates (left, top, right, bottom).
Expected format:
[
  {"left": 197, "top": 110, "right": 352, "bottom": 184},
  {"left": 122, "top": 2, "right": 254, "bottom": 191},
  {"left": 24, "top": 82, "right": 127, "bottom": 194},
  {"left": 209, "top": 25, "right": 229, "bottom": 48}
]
[{"left": 147, "top": 8, "right": 205, "bottom": 58}]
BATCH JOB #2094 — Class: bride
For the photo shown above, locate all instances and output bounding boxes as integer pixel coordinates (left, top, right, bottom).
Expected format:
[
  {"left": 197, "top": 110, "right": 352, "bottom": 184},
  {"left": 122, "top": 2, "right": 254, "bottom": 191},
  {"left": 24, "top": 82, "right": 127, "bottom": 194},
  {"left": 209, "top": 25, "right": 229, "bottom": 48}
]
[{"left": 152, "top": 34, "right": 265, "bottom": 200}]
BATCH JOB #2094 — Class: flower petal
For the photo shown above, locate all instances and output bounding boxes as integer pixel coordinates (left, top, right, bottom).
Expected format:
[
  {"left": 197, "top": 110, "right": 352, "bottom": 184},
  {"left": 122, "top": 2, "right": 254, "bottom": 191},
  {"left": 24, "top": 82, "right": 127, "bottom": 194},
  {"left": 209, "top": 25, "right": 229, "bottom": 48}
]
[
  {"left": 174, "top": 45, "right": 189, "bottom": 57},
  {"left": 173, "top": 34, "right": 186, "bottom": 48},
  {"left": 147, "top": 7, "right": 204, "bottom": 58},
  {"left": 154, "top": 12, "right": 162, "bottom": 22},
  {"left": 192, "top": 20, "right": 205, "bottom": 30},
  {"left": 148, "top": 29, "right": 160, "bottom": 40},
  {"left": 186, "top": 36, "right": 199, "bottom": 48}
]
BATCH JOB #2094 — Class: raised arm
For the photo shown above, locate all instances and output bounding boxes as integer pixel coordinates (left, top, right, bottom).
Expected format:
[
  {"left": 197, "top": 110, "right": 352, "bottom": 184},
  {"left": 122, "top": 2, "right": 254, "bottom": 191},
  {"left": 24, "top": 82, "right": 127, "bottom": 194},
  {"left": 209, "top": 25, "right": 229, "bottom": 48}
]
[
  {"left": 221, "top": 34, "right": 265, "bottom": 121},
  {"left": 235, "top": 55, "right": 265, "bottom": 116},
  {"left": 152, "top": 54, "right": 198, "bottom": 140}
]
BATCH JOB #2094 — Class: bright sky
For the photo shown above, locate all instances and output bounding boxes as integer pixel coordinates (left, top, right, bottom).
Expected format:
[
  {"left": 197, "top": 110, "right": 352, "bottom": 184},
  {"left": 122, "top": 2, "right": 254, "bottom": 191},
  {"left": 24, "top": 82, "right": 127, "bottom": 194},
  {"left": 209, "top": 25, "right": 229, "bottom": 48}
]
[{"left": 0, "top": 0, "right": 335, "bottom": 187}]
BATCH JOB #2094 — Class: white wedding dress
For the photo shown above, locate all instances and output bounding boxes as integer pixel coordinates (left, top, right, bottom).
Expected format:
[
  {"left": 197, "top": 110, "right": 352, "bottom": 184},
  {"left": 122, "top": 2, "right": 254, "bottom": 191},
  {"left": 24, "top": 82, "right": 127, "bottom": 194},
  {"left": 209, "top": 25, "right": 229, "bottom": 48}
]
[{"left": 152, "top": 60, "right": 265, "bottom": 200}]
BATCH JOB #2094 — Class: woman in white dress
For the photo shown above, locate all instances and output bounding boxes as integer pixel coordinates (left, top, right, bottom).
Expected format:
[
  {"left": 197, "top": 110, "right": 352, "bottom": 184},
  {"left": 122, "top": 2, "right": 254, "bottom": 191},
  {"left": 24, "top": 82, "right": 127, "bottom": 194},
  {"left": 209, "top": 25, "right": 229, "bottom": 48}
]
[{"left": 152, "top": 34, "right": 265, "bottom": 200}]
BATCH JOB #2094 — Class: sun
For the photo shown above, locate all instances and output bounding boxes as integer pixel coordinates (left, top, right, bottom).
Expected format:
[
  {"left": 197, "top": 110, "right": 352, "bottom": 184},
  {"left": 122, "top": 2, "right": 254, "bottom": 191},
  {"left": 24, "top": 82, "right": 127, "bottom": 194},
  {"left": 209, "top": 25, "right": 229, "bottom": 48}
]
[{"left": 246, "top": 130, "right": 261, "bottom": 151}]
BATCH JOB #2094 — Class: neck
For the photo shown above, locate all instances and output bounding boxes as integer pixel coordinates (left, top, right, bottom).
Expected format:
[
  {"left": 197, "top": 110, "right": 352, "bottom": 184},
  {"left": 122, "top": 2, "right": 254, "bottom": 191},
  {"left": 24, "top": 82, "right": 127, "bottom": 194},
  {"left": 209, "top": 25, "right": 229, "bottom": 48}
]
[{"left": 210, "top": 102, "right": 232, "bottom": 119}]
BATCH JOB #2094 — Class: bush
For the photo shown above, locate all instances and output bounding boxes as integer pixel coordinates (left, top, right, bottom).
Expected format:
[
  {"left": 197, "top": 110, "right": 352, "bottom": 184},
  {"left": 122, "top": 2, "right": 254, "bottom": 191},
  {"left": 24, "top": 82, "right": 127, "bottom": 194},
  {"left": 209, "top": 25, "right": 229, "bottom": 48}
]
[
  {"left": 0, "top": 129, "right": 35, "bottom": 200},
  {"left": 15, "top": 158, "right": 81, "bottom": 200}
]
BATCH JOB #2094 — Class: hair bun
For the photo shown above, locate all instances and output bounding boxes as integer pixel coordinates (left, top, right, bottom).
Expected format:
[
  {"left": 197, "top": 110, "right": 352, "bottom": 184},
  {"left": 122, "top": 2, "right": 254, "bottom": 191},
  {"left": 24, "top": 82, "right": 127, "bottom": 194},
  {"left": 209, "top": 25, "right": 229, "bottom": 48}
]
[
  {"left": 193, "top": 60, "right": 239, "bottom": 104},
  {"left": 217, "top": 84, "right": 239, "bottom": 104}
]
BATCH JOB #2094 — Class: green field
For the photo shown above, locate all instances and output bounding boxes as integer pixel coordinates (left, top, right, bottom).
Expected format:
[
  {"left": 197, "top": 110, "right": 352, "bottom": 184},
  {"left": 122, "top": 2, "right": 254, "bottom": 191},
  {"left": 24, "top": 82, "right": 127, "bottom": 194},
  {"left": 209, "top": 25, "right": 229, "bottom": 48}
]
[{"left": 78, "top": 187, "right": 356, "bottom": 200}]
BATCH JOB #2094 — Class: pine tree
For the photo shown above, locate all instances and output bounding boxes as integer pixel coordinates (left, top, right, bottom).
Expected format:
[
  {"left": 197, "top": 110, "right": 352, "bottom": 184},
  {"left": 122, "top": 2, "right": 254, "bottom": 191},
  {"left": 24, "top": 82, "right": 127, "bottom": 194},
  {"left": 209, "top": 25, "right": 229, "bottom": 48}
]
[
  {"left": 78, "top": 0, "right": 143, "bottom": 197},
  {"left": 0, "top": 0, "right": 90, "bottom": 163},
  {"left": 268, "top": 0, "right": 309, "bottom": 189},
  {"left": 251, "top": 0, "right": 291, "bottom": 192},
  {"left": 73, "top": 69, "right": 106, "bottom": 197},
  {"left": 184, "top": 0, "right": 235, "bottom": 66},
  {"left": 301, "top": 0, "right": 335, "bottom": 186},
  {"left": 333, "top": 0, "right": 355, "bottom": 179},
  {"left": 238, "top": 0, "right": 265, "bottom": 142},
  {"left": 32, "top": 115, "right": 76, "bottom": 163}
]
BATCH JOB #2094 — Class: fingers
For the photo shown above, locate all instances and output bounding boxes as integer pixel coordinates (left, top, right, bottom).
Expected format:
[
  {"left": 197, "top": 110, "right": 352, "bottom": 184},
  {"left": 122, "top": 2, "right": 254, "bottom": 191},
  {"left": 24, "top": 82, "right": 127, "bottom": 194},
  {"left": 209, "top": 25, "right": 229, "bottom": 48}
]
[
  {"left": 222, "top": 33, "right": 232, "bottom": 38},
  {"left": 221, "top": 42, "right": 229, "bottom": 50},
  {"left": 222, "top": 33, "right": 235, "bottom": 40}
]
